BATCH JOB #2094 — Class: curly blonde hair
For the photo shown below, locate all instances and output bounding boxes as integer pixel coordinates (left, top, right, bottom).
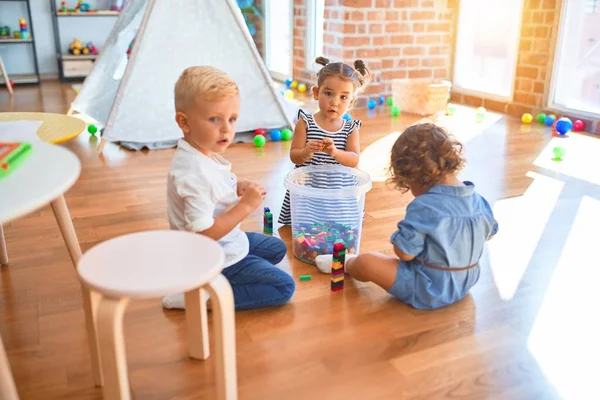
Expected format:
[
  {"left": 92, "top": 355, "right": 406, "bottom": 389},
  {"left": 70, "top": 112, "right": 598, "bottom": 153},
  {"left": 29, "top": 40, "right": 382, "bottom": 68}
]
[{"left": 388, "top": 123, "right": 465, "bottom": 192}]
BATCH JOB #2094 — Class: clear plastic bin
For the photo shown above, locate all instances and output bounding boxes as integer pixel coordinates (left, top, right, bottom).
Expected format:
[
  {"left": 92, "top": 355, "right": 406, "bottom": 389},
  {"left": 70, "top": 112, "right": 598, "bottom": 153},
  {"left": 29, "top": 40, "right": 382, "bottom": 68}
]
[{"left": 284, "top": 165, "right": 372, "bottom": 265}]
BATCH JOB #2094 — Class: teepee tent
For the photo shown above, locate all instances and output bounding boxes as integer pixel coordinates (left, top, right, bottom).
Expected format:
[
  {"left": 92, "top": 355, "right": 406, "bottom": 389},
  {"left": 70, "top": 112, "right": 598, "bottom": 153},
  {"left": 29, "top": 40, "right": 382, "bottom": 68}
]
[{"left": 72, "top": 0, "right": 293, "bottom": 150}]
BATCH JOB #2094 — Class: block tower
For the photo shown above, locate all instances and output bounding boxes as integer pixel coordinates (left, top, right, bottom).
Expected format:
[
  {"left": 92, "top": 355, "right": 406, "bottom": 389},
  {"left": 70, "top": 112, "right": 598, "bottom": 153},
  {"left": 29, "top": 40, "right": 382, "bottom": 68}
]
[
  {"left": 263, "top": 207, "right": 273, "bottom": 234},
  {"left": 331, "top": 241, "right": 345, "bottom": 292}
]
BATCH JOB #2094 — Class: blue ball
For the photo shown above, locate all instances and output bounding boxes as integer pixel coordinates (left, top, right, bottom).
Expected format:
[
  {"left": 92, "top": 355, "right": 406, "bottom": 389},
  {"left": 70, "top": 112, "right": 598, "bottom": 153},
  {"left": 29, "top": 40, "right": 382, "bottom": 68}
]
[
  {"left": 285, "top": 78, "right": 293, "bottom": 88},
  {"left": 544, "top": 115, "right": 556, "bottom": 127},
  {"left": 270, "top": 129, "right": 282, "bottom": 141},
  {"left": 555, "top": 117, "right": 573, "bottom": 135},
  {"left": 367, "top": 99, "right": 377, "bottom": 110},
  {"left": 342, "top": 113, "right": 352, "bottom": 120},
  {"left": 379, "top": 95, "right": 385, "bottom": 105}
]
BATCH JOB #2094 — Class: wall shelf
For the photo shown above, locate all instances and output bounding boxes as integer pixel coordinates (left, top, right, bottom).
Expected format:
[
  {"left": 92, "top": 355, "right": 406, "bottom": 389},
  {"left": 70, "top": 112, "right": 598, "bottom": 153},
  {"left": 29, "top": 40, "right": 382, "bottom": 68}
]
[{"left": 0, "top": 0, "right": 41, "bottom": 87}]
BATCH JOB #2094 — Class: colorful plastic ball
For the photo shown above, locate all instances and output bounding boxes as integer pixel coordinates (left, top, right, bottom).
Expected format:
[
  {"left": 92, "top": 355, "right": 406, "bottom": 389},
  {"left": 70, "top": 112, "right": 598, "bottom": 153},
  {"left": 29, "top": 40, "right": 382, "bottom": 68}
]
[
  {"left": 87, "top": 124, "right": 98, "bottom": 135},
  {"left": 281, "top": 128, "right": 293, "bottom": 141},
  {"left": 342, "top": 113, "right": 352, "bottom": 120},
  {"left": 391, "top": 105, "right": 401, "bottom": 116},
  {"left": 446, "top": 104, "right": 456, "bottom": 116},
  {"left": 270, "top": 129, "right": 282, "bottom": 141},
  {"left": 521, "top": 113, "right": 533, "bottom": 124},
  {"left": 536, "top": 113, "right": 547, "bottom": 124},
  {"left": 298, "top": 83, "right": 307, "bottom": 93},
  {"left": 379, "top": 95, "right": 385, "bottom": 105},
  {"left": 284, "top": 90, "right": 294, "bottom": 100},
  {"left": 291, "top": 80, "right": 298, "bottom": 89},
  {"left": 386, "top": 97, "right": 394, "bottom": 106},
  {"left": 254, "top": 128, "right": 266, "bottom": 136},
  {"left": 552, "top": 146, "right": 565, "bottom": 161},
  {"left": 555, "top": 117, "right": 573, "bottom": 135},
  {"left": 253, "top": 134, "right": 266, "bottom": 147},
  {"left": 285, "top": 78, "right": 293, "bottom": 88},
  {"left": 573, "top": 120, "right": 585, "bottom": 131},
  {"left": 544, "top": 114, "right": 556, "bottom": 127},
  {"left": 367, "top": 99, "right": 377, "bottom": 110}
]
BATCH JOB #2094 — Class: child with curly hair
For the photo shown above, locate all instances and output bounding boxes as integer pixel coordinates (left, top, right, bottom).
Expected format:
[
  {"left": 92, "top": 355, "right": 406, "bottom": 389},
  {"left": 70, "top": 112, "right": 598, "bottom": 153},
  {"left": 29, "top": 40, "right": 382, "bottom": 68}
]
[{"left": 316, "top": 123, "right": 498, "bottom": 309}]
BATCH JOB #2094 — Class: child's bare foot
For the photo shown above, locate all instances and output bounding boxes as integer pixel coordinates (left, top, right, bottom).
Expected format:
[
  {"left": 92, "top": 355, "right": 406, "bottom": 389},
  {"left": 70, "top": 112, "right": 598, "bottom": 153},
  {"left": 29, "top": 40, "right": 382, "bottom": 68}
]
[{"left": 314, "top": 254, "right": 356, "bottom": 274}]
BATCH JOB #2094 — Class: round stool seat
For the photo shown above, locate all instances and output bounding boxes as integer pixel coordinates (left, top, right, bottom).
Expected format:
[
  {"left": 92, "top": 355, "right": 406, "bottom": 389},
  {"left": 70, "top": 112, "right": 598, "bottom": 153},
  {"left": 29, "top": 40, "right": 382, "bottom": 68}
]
[{"left": 78, "top": 230, "right": 225, "bottom": 298}]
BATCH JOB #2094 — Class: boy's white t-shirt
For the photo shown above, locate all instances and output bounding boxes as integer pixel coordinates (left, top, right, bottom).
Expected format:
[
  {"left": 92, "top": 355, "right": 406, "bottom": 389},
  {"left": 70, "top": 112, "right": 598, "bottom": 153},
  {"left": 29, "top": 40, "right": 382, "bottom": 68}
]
[{"left": 167, "top": 139, "right": 249, "bottom": 266}]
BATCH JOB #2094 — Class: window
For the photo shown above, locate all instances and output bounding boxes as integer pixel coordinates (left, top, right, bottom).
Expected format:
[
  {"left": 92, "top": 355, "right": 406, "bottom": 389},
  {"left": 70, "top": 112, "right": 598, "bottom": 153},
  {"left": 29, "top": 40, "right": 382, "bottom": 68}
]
[
  {"left": 550, "top": 0, "right": 600, "bottom": 117},
  {"left": 306, "top": 0, "right": 325, "bottom": 71},
  {"left": 264, "top": 0, "right": 294, "bottom": 80},
  {"left": 453, "top": 0, "right": 524, "bottom": 99}
]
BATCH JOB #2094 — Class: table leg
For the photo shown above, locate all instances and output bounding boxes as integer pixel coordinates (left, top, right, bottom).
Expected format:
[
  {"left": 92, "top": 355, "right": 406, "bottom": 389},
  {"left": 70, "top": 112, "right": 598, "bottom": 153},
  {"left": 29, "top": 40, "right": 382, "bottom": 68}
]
[
  {"left": 50, "top": 194, "right": 103, "bottom": 386},
  {"left": 50, "top": 194, "right": 82, "bottom": 266},
  {"left": 0, "top": 333, "right": 19, "bottom": 400},
  {"left": 0, "top": 224, "right": 8, "bottom": 265}
]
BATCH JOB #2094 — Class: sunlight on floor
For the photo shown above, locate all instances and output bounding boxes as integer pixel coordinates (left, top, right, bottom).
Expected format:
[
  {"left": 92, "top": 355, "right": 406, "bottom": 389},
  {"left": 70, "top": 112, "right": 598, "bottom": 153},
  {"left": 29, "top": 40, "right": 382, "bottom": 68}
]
[
  {"left": 533, "top": 133, "right": 600, "bottom": 186},
  {"left": 487, "top": 171, "right": 564, "bottom": 300},
  {"left": 527, "top": 195, "right": 600, "bottom": 400},
  {"left": 358, "top": 104, "right": 502, "bottom": 183}
]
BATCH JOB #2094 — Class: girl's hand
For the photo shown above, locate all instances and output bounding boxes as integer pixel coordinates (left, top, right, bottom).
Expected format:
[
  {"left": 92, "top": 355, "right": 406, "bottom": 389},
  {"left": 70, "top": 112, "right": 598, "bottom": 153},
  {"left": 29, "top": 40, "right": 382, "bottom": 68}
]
[
  {"left": 322, "top": 137, "right": 338, "bottom": 157},
  {"left": 302, "top": 140, "right": 323, "bottom": 160}
]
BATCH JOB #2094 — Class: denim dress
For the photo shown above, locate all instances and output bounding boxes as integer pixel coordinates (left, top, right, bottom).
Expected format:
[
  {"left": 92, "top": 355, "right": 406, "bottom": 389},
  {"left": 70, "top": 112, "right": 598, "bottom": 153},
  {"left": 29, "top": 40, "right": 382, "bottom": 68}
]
[{"left": 389, "top": 182, "right": 498, "bottom": 309}]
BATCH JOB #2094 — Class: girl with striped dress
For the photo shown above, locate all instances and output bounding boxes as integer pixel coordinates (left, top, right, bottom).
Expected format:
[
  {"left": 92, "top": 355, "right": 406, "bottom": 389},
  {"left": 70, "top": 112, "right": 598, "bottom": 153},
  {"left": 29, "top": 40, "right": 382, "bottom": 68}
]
[{"left": 278, "top": 56, "right": 371, "bottom": 226}]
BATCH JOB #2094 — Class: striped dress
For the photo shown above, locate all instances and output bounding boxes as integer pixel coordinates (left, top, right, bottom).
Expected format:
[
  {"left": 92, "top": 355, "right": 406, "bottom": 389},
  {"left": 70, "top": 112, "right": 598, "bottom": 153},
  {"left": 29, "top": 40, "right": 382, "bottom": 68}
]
[{"left": 278, "top": 109, "right": 362, "bottom": 226}]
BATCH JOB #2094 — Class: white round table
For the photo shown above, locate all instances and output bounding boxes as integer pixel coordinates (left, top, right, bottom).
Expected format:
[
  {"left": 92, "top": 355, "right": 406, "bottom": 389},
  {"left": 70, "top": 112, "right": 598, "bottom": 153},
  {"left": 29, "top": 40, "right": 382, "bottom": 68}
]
[{"left": 77, "top": 230, "right": 237, "bottom": 400}]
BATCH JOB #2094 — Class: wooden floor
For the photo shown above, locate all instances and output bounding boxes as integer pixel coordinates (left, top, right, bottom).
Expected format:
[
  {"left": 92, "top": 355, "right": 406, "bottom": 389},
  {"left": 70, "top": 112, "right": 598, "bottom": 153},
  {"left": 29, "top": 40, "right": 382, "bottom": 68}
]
[{"left": 2, "top": 82, "right": 600, "bottom": 399}]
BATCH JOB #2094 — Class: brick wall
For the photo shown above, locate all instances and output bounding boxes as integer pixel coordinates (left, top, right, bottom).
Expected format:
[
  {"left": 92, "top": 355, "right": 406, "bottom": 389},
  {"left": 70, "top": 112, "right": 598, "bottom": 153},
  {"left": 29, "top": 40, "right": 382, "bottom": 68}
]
[{"left": 293, "top": 0, "right": 457, "bottom": 106}]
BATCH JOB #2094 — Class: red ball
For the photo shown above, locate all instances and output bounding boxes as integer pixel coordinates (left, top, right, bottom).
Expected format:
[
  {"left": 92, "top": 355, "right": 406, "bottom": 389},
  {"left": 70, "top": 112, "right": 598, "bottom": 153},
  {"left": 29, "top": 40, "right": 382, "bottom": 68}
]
[
  {"left": 254, "top": 128, "right": 266, "bottom": 136},
  {"left": 573, "top": 120, "right": 585, "bottom": 132}
]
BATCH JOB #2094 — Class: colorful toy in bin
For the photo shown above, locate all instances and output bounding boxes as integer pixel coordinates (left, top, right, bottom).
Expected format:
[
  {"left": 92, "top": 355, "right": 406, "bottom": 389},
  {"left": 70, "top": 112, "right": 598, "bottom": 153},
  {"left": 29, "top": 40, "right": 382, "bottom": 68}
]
[
  {"left": 0, "top": 142, "right": 32, "bottom": 179},
  {"left": 292, "top": 221, "right": 359, "bottom": 265},
  {"left": 331, "top": 241, "right": 345, "bottom": 292},
  {"left": 263, "top": 207, "right": 273, "bottom": 234}
]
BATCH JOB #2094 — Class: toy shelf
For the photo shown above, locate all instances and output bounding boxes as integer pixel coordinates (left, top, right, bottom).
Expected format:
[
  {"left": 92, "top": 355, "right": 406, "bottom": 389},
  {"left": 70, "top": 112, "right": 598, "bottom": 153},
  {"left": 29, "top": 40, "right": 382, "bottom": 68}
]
[
  {"left": 61, "top": 54, "right": 97, "bottom": 60},
  {"left": 50, "top": 0, "right": 121, "bottom": 81},
  {"left": 56, "top": 10, "right": 120, "bottom": 16},
  {"left": 0, "top": 73, "right": 39, "bottom": 84},
  {"left": 0, "top": 0, "right": 40, "bottom": 87},
  {"left": 0, "top": 37, "right": 33, "bottom": 43}
]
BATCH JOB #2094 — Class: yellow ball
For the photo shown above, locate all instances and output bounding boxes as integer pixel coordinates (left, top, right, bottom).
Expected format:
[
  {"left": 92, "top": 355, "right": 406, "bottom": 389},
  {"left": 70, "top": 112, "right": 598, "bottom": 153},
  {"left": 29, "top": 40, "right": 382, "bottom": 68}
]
[
  {"left": 291, "top": 80, "right": 298, "bottom": 89},
  {"left": 284, "top": 90, "right": 294, "bottom": 100},
  {"left": 476, "top": 107, "right": 486, "bottom": 114},
  {"left": 298, "top": 83, "right": 307, "bottom": 93},
  {"left": 521, "top": 113, "right": 533, "bottom": 124}
]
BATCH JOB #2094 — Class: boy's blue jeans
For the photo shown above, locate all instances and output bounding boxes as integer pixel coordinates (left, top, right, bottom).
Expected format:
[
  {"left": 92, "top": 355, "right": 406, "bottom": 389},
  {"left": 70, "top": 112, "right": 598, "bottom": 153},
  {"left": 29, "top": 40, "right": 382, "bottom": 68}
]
[{"left": 222, "top": 232, "right": 295, "bottom": 310}]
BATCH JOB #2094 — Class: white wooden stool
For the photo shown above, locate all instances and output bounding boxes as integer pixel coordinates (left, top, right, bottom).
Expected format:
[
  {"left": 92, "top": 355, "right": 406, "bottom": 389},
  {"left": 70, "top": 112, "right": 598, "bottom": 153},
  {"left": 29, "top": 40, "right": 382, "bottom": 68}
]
[{"left": 77, "top": 230, "right": 237, "bottom": 400}]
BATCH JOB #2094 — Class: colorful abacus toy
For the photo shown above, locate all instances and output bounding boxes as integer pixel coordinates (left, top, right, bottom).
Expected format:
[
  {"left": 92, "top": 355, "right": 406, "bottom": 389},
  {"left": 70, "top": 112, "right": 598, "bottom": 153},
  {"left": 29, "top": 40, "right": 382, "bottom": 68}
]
[
  {"left": 263, "top": 207, "right": 273, "bottom": 234},
  {"left": 292, "top": 221, "right": 359, "bottom": 265},
  {"left": 331, "top": 242, "right": 345, "bottom": 292}
]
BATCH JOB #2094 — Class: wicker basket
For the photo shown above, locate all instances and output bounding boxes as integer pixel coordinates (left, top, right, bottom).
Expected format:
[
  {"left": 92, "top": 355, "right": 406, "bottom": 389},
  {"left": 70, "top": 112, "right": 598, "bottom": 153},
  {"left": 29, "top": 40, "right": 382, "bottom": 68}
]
[{"left": 392, "top": 79, "right": 452, "bottom": 116}]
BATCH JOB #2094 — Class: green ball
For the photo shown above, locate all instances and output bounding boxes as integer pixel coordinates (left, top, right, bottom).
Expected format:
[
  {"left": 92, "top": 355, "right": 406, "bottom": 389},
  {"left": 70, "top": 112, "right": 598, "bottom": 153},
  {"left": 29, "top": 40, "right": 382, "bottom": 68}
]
[
  {"left": 537, "top": 113, "right": 547, "bottom": 124},
  {"left": 253, "top": 134, "right": 266, "bottom": 147},
  {"left": 386, "top": 96, "right": 394, "bottom": 106},
  {"left": 281, "top": 128, "right": 293, "bottom": 141},
  {"left": 87, "top": 124, "right": 98, "bottom": 135},
  {"left": 391, "top": 105, "right": 401, "bottom": 116}
]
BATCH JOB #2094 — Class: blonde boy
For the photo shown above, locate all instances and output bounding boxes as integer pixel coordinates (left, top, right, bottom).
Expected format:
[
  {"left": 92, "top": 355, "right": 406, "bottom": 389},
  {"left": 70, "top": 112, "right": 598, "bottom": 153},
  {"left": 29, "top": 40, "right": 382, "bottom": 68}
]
[{"left": 163, "top": 66, "right": 295, "bottom": 310}]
